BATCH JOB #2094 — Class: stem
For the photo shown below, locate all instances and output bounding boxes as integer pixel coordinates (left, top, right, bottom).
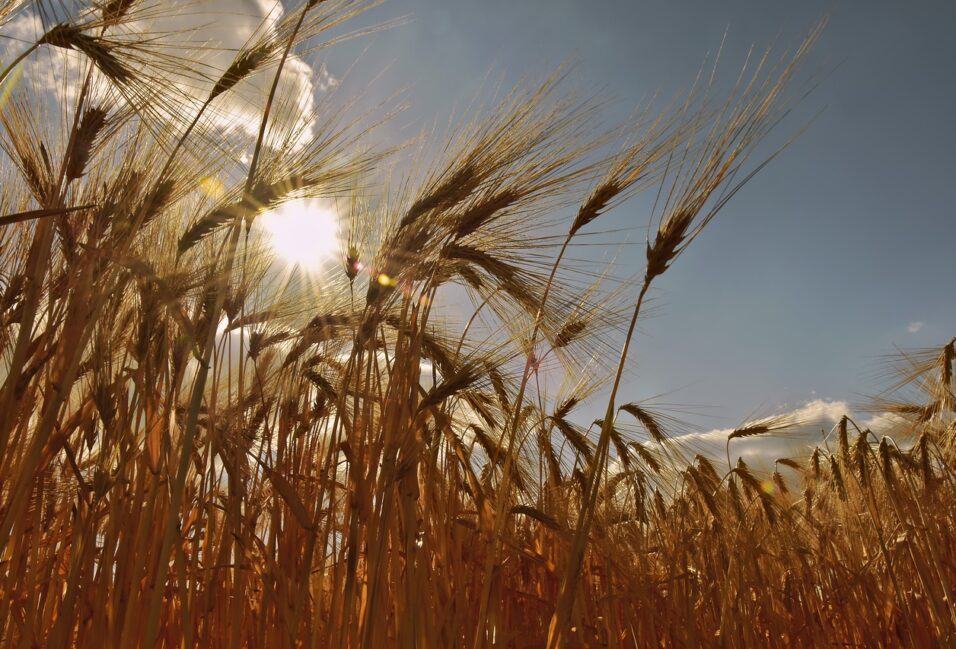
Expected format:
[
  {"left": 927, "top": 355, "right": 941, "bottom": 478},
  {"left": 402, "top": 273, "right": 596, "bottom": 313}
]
[
  {"left": 547, "top": 279, "right": 651, "bottom": 649},
  {"left": 472, "top": 231, "right": 574, "bottom": 649},
  {"left": 0, "top": 41, "right": 39, "bottom": 87},
  {"left": 0, "top": 54, "right": 99, "bottom": 538},
  {"left": 140, "top": 3, "right": 315, "bottom": 645}
]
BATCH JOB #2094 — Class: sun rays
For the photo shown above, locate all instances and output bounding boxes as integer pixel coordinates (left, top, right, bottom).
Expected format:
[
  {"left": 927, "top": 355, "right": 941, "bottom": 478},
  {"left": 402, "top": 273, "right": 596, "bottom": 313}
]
[{"left": 258, "top": 198, "right": 341, "bottom": 272}]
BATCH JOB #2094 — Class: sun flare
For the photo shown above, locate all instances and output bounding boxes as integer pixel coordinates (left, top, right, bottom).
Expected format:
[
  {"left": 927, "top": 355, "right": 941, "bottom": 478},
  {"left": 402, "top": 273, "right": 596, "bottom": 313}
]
[{"left": 258, "top": 199, "right": 340, "bottom": 271}]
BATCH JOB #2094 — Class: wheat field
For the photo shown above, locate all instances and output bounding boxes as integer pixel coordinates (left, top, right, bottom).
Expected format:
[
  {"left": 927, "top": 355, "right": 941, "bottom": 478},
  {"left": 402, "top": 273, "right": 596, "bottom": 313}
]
[{"left": 0, "top": 1, "right": 953, "bottom": 647}]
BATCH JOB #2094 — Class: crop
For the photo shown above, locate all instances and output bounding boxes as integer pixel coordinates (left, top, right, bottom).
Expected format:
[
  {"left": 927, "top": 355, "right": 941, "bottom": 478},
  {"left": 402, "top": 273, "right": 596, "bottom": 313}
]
[{"left": 0, "top": 2, "right": 952, "bottom": 647}]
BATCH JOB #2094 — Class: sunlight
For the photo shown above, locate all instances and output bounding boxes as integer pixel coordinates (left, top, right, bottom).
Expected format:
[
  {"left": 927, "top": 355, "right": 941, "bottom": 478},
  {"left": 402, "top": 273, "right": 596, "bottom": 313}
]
[{"left": 258, "top": 199, "right": 340, "bottom": 271}]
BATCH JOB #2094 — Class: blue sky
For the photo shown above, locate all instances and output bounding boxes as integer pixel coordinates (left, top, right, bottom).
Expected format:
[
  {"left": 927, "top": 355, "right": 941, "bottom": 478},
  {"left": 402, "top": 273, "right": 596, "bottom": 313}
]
[
  {"left": 318, "top": 0, "right": 956, "bottom": 428},
  {"left": 2, "top": 0, "right": 948, "bottom": 458}
]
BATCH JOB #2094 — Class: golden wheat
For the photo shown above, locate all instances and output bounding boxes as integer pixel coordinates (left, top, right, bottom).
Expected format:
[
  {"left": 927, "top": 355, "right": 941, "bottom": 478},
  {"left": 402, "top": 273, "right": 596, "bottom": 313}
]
[{"left": 0, "top": 3, "right": 952, "bottom": 648}]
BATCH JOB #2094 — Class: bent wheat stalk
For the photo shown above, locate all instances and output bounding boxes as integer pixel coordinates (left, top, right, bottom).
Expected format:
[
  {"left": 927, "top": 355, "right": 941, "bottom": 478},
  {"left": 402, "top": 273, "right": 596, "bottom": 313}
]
[{"left": 546, "top": 28, "right": 820, "bottom": 645}]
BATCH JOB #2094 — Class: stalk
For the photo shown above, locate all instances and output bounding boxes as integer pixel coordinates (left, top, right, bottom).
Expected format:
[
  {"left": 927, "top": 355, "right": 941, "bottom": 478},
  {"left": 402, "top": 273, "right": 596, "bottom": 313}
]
[
  {"left": 472, "top": 230, "right": 575, "bottom": 648},
  {"left": 0, "top": 51, "right": 99, "bottom": 539},
  {"left": 0, "top": 41, "right": 39, "bottom": 86},
  {"left": 546, "top": 279, "right": 650, "bottom": 648},
  {"left": 140, "top": 3, "right": 317, "bottom": 645}
]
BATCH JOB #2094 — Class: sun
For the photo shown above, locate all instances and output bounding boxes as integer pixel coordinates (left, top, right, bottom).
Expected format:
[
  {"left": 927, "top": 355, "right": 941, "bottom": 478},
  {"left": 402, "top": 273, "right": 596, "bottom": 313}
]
[{"left": 258, "top": 199, "right": 340, "bottom": 271}]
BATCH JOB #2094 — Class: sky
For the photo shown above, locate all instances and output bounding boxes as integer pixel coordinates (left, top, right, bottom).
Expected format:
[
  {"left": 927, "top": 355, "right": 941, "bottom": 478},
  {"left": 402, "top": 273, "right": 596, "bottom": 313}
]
[
  {"left": 315, "top": 0, "right": 956, "bottom": 432},
  {"left": 4, "top": 0, "right": 952, "bottom": 455}
]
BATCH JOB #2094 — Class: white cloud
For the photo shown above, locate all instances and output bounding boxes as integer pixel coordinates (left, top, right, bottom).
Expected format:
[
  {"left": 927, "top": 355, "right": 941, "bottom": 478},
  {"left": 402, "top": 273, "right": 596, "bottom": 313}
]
[
  {"left": 671, "top": 399, "right": 849, "bottom": 471},
  {"left": 4, "top": 8, "right": 38, "bottom": 41},
  {"left": 138, "top": 0, "right": 322, "bottom": 148},
  {"left": 1, "top": 1, "right": 330, "bottom": 149},
  {"left": 1, "top": 12, "right": 81, "bottom": 102},
  {"left": 908, "top": 321, "right": 924, "bottom": 334},
  {"left": 862, "top": 411, "right": 909, "bottom": 436},
  {"left": 660, "top": 398, "right": 923, "bottom": 475}
]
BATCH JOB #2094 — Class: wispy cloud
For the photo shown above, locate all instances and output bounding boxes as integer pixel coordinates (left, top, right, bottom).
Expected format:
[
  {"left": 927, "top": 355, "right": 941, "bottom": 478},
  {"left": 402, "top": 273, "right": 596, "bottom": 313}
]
[
  {"left": 139, "top": 0, "right": 325, "bottom": 147},
  {"left": 666, "top": 399, "right": 918, "bottom": 472},
  {"left": 1, "top": 1, "right": 332, "bottom": 149},
  {"left": 908, "top": 321, "right": 924, "bottom": 333},
  {"left": 862, "top": 410, "right": 909, "bottom": 434},
  {"left": 671, "top": 399, "right": 848, "bottom": 471}
]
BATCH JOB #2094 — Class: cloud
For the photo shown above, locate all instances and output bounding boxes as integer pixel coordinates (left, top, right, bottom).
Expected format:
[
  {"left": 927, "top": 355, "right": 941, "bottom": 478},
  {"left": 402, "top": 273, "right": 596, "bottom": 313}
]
[
  {"left": 138, "top": 0, "right": 324, "bottom": 147},
  {"left": 4, "top": 9, "right": 38, "bottom": 42},
  {"left": 863, "top": 412, "right": 911, "bottom": 433},
  {"left": 1, "top": 11, "right": 75, "bottom": 99},
  {"left": 670, "top": 399, "right": 849, "bottom": 472},
  {"left": 661, "top": 397, "right": 926, "bottom": 475},
  {"left": 908, "top": 321, "right": 924, "bottom": 334},
  {"left": 1, "top": 1, "right": 331, "bottom": 149}
]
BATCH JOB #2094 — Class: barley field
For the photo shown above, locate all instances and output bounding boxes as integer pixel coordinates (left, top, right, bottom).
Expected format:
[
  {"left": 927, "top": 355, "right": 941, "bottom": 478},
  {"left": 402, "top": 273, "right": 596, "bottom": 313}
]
[{"left": 0, "top": 1, "right": 953, "bottom": 647}]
